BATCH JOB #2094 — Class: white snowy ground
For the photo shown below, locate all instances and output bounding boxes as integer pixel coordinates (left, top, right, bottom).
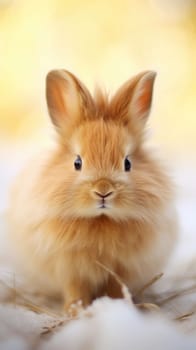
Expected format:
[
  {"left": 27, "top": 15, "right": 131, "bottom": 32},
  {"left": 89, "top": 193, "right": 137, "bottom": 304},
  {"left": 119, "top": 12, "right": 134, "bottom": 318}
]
[{"left": 0, "top": 145, "right": 196, "bottom": 350}]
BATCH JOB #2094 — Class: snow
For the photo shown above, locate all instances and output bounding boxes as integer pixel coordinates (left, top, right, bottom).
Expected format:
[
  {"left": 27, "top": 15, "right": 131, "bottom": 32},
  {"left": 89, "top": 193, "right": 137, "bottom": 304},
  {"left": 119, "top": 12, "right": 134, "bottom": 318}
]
[{"left": 40, "top": 298, "right": 196, "bottom": 350}]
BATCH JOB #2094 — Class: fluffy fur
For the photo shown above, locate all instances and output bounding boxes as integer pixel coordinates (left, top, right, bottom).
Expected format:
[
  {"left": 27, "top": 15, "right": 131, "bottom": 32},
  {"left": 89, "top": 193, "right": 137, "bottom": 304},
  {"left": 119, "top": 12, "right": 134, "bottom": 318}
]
[{"left": 7, "top": 69, "right": 177, "bottom": 312}]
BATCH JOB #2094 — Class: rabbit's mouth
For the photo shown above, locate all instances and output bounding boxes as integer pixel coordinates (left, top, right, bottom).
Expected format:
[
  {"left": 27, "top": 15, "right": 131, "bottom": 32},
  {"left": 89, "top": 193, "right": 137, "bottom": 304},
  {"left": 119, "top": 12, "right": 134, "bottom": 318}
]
[
  {"left": 99, "top": 203, "right": 106, "bottom": 209},
  {"left": 98, "top": 199, "right": 109, "bottom": 209}
]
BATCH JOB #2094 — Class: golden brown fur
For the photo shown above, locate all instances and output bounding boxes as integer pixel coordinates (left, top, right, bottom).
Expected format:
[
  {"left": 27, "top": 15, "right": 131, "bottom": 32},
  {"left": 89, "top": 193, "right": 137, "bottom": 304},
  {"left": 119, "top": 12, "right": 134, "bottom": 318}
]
[{"left": 7, "top": 69, "right": 177, "bottom": 312}]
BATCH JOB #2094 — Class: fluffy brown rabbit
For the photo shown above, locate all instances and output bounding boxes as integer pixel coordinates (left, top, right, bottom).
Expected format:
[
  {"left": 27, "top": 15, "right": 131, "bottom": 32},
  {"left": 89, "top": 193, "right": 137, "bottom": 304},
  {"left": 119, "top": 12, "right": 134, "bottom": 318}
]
[{"left": 7, "top": 69, "right": 177, "bottom": 313}]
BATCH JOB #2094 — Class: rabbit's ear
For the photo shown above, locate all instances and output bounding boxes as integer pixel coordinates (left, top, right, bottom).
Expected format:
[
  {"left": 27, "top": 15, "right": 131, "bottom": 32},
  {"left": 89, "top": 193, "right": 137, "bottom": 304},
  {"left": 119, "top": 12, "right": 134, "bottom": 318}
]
[
  {"left": 110, "top": 71, "right": 156, "bottom": 128},
  {"left": 129, "top": 71, "right": 156, "bottom": 123},
  {"left": 46, "top": 70, "right": 94, "bottom": 130}
]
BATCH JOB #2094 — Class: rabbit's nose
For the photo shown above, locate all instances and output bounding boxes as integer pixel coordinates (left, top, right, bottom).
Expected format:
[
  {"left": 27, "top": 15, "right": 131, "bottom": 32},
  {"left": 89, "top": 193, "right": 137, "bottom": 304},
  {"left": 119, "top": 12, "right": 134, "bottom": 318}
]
[
  {"left": 94, "top": 191, "right": 113, "bottom": 199},
  {"left": 92, "top": 178, "right": 115, "bottom": 198}
]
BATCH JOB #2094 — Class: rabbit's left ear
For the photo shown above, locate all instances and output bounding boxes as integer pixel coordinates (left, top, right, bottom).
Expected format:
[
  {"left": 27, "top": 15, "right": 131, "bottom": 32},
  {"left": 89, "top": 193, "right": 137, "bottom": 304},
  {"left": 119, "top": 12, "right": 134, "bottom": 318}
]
[
  {"left": 129, "top": 71, "right": 156, "bottom": 122},
  {"left": 110, "top": 71, "right": 156, "bottom": 127}
]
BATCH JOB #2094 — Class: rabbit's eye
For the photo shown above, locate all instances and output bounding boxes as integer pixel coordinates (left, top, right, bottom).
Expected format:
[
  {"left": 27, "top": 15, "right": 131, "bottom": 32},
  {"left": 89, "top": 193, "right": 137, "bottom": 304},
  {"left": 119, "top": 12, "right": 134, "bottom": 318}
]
[
  {"left": 74, "top": 155, "right": 82, "bottom": 170},
  {"left": 124, "top": 157, "right": 131, "bottom": 172}
]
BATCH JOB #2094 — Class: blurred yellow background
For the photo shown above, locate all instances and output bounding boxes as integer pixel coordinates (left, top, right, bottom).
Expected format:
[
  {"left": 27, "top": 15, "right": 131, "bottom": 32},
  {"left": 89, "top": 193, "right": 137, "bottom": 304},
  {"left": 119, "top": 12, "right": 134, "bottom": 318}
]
[{"left": 0, "top": 0, "right": 196, "bottom": 156}]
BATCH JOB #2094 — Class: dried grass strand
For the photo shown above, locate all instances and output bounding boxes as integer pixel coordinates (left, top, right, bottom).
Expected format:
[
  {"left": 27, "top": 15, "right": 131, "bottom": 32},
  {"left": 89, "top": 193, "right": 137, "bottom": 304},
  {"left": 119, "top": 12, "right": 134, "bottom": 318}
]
[
  {"left": 134, "top": 273, "right": 164, "bottom": 299},
  {"left": 0, "top": 278, "right": 60, "bottom": 318},
  {"left": 157, "top": 284, "right": 196, "bottom": 306},
  {"left": 95, "top": 260, "right": 131, "bottom": 302}
]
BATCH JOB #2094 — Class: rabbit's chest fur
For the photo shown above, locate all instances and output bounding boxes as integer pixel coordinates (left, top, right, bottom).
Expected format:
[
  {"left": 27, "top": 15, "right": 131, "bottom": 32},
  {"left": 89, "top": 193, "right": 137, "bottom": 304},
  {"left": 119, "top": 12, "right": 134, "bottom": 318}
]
[{"left": 15, "top": 211, "right": 175, "bottom": 298}]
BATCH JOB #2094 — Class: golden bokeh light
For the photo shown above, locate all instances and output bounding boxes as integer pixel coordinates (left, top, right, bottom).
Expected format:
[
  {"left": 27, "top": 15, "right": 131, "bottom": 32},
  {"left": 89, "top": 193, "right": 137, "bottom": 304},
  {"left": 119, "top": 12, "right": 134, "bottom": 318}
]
[{"left": 0, "top": 0, "right": 196, "bottom": 156}]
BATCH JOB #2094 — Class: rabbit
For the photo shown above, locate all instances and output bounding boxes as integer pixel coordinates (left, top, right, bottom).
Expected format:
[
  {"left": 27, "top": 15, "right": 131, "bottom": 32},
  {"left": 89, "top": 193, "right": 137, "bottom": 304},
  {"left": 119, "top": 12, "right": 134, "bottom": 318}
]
[{"left": 7, "top": 69, "right": 177, "bottom": 314}]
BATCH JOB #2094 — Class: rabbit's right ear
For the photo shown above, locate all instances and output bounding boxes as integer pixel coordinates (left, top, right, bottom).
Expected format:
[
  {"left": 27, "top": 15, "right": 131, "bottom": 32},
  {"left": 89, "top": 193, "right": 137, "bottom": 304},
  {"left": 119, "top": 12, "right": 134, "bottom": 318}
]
[{"left": 46, "top": 70, "right": 94, "bottom": 131}]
